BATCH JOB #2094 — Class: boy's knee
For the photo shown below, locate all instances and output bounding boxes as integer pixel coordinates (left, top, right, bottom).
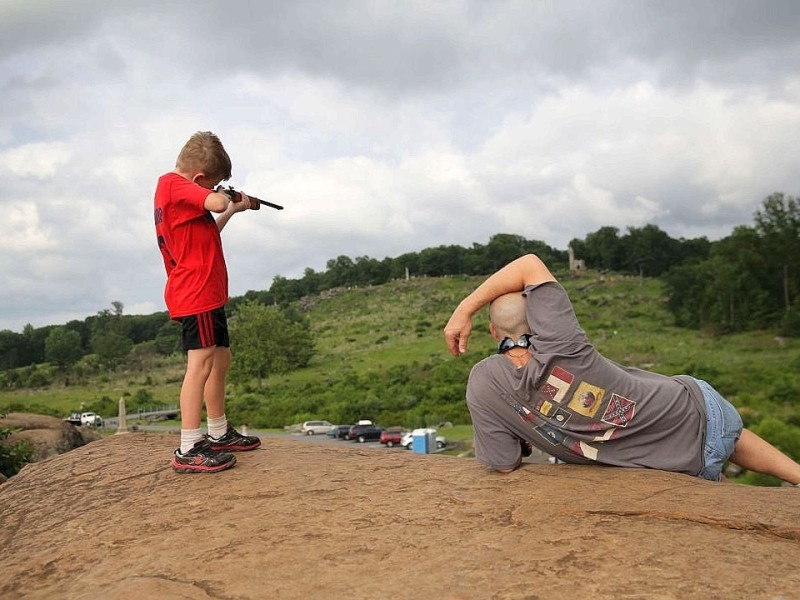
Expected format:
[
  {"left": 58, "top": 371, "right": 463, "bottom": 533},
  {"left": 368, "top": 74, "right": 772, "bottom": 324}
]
[
  {"left": 212, "top": 346, "right": 231, "bottom": 368},
  {"left": 187, "top": 347, "right": 217, "bottom": 373}
]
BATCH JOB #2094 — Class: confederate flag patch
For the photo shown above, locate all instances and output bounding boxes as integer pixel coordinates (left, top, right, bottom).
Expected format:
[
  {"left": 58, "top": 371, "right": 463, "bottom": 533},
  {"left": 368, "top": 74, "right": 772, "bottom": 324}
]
[
  {"left": 541, "top": 366, "right": 574, "bottom": 404},
  {"left": 601, "top": 393, "right": 636, "bottom": 427}
]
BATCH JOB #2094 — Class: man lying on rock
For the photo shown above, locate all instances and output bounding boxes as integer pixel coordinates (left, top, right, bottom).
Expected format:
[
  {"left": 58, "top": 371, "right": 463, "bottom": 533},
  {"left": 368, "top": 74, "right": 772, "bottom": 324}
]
[{"left": 443, "top": 254, "right": 800, "bottom": 486}]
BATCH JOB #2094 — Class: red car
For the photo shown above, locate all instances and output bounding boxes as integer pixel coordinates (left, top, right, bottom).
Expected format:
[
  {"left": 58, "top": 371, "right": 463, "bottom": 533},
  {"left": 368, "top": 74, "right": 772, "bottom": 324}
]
[{"left": 379, "top": 429, "right": 406, "bottom": 447}]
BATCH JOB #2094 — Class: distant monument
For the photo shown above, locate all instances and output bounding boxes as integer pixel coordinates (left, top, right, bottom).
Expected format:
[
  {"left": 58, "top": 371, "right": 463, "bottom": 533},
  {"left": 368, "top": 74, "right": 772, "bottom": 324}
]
[
  {"left": 115, "top": 396, "right": 129, "bottom": 435},
  {"left": 568, "top": 245, "right": 585, "bottom": 272}
]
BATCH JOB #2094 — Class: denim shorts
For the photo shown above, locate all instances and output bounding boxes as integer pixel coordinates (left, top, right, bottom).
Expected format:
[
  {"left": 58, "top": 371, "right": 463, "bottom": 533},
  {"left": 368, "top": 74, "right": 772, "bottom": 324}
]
[{"left": 693, "top": 378, "right": 743, "bottom": 481}]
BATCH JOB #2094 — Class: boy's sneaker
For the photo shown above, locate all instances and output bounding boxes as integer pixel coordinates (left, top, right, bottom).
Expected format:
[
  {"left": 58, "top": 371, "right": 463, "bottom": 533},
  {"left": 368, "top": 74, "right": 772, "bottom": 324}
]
[
  {"left": 171, "top": 439, "right": 236, "bottom": 473},
  {"left": 207, "top": 425, "right": 262, "bottom": 452}
]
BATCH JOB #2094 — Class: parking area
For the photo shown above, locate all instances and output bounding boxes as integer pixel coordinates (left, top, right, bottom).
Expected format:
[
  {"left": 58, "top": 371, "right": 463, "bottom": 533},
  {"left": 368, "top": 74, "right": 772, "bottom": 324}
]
[
  {"left": 280, "top": 431, "right": 435, "bottom": 452},
  {"left": 130, "top": 424, "right": 453, "bottom": 453}
]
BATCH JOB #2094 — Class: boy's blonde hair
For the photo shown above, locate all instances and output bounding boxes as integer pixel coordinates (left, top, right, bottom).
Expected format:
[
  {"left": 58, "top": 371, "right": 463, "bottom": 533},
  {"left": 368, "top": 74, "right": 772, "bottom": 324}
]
[{"left": 175, "top": 131, "right": 232, "bottom": 181}]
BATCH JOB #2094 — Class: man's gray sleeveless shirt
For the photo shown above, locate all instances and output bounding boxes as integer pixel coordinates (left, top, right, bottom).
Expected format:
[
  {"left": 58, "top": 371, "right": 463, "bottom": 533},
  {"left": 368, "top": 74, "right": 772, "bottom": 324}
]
[{"left": 466, "top": 282, "right": 706, "bottom": 474}]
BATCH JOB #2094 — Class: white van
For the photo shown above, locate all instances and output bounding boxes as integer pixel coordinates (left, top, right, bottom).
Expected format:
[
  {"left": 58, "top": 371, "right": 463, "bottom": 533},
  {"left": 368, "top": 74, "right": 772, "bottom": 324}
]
[{"left": 300, "top": 420, "right": 334, "bottom": 435}]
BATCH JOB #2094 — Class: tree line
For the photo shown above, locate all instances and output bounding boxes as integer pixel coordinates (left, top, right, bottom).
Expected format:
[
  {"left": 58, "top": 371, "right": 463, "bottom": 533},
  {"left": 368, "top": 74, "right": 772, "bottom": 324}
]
[
  {"left": 0, "top": 192, "right": 797, "bottom": 384},
  {"left": 663, "top": 193, "right": 799, "bottom": 334},
  {"left": 242, "top": 192, "right": 799, "bottom": 335}
]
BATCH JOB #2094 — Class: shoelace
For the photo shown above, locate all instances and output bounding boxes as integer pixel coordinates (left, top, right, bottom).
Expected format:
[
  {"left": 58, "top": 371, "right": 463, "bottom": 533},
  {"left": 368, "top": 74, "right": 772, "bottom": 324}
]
[{"left": 186, "top": 440, "right": 214, "bottom": 454}]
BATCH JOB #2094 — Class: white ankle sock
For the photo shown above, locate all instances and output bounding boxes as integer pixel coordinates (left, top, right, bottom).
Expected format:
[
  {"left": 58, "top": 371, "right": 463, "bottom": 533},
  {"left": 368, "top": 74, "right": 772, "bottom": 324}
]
[
  {"left": 180, "top": 428, "right": 204, "bottom": 454},
  {"left": 207, "top": 414, "right": 228, "bottom": 440}
]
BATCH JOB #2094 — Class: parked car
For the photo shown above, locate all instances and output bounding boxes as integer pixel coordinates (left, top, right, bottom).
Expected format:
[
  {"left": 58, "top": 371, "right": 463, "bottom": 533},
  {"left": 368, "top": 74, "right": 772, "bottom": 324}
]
[
  {"left": 64, "top": 412, "right": 82, "bottom": 426},
  {"left": 327, "top": 424, "right": 347, "bottom": 438},
  {"left": 330, "top": 424, "right": 353, "bottom": 439},
  {"left": 347, "top": 424, "right": 385, "bottom": 443},
  {"left": 401, "top": 430, "right": 446, "bottom": 450},
  {"left": 300, "top": 420, "right": 334, "bottom": 435},
  {"left": 80, "top": 412, "right": 104, "bottom": 428},
  {"left": 379, "top": 429, "right": 407, "bottom": 447}
]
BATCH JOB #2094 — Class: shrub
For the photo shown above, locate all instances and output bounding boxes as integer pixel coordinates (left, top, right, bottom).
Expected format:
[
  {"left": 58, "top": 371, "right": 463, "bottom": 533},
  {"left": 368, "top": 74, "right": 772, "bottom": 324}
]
[
  {"left": 0, "top": 416, "right": 34, "bottom": 478},
  {"left": 780, "top": 307, "right": 800, "bottom": 337},
  {"left": 751, "top": 417, "right": 800, "bottom": 462}
]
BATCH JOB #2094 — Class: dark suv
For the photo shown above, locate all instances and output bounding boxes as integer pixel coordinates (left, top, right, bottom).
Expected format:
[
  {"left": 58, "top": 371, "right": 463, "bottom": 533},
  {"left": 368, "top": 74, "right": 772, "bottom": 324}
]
[
  {"left": 330, "top": 424, "right": 352, "bottom": 439},
  {"left": 347, "top": 424, "right": 385, "bottom": 443}
]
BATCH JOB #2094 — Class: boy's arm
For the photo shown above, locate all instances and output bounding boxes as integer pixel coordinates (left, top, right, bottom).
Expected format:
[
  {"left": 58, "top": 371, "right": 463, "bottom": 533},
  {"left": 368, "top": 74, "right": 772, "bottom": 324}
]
[
  {"left": 205, "top": 190, "right": 251, "bottom": 232},
  {"left": 204, "top": 190, "right": 232, "bottom": 213},
  {"left": 443, "top": 254, "right": 556, "bottom": 356}
]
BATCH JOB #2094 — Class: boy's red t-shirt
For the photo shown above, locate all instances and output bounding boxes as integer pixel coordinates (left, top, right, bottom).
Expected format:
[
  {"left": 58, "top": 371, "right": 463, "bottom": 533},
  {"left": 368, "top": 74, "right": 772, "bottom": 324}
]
[{"left": 154, "top": 172, "right": 229, "bottom": 319}]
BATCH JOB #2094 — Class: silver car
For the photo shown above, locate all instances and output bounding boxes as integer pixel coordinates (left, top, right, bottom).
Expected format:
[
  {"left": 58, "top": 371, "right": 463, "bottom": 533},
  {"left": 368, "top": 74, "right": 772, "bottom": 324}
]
[{"left": 300, "top": 420, "right": 334, "bottom": 435}]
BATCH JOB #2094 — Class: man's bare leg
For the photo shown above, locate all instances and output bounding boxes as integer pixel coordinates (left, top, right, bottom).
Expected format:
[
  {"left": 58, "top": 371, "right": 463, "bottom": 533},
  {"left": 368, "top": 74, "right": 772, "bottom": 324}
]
[{"left": 729, "top": 429, "right": 800, "bottom": 485}]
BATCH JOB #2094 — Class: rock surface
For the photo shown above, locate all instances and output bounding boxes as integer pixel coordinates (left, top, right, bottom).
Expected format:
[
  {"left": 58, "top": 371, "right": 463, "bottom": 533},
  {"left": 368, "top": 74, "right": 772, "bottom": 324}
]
[{"left": 1, "top": 432, "right": 799, "bottom": 600}]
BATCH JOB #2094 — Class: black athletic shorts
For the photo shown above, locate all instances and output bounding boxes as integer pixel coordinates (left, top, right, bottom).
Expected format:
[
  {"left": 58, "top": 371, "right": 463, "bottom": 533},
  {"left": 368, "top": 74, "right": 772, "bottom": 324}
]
[{"left": 180, "top": 307, "right": 230, "bottom": 351}]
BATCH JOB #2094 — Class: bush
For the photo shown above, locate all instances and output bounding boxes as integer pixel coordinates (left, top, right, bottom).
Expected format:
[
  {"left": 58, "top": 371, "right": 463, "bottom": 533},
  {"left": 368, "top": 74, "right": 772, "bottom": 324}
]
[
  {"left": 83, "top": 395, "right": 117, "bottom": 417},
  {"left": 733, "top": 471, "right": 784, "bottom": 487},
  {"left": 0, "top": 416, "right": 34, "bottom": 478},
  {"left": 780, "top": 307, "right": 800, "bottom": 337},
  {"left": 751, "top": 417, "right": 800, "bottom": 462}
]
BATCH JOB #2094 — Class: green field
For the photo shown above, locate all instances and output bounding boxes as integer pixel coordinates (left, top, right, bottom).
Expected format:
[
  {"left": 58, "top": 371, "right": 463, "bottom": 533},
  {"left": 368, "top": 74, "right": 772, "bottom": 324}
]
[{"left": 2, "top": 270, "right": 799, "bottom": 483}]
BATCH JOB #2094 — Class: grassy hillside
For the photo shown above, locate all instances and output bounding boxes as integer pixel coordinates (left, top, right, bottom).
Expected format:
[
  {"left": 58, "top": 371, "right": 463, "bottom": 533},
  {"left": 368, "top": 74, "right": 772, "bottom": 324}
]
[{"left": 2, "top": 270, "right": 799, "bottom": 439}]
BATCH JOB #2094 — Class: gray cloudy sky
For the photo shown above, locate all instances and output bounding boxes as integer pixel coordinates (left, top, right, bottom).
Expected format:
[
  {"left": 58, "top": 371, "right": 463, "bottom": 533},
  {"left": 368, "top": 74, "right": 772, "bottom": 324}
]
[{"left": 2, "top": 0, "right": 800, "bottom": 332}]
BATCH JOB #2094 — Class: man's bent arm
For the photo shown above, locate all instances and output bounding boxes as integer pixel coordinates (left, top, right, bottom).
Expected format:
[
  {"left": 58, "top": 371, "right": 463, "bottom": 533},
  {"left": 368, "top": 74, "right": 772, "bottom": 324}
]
[{"left": 443, "top": 254, "right": 556, "bottom": 356}]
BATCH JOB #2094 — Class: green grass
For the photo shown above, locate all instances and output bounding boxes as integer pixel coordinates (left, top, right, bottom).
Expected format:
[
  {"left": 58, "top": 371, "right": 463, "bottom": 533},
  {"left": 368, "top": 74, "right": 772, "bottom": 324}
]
[
  {"left": 2, "top": 270, "right": 799, "bottom": 430},
  {"left": 4, "top": 270, "right": 800, "bottom": 485}
]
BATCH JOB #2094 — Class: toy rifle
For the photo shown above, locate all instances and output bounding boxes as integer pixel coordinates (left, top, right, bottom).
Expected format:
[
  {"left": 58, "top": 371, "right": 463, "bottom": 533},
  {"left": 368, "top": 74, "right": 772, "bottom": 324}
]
[{"left": 219, "top": 186, "right": 284, "bottom": 211}]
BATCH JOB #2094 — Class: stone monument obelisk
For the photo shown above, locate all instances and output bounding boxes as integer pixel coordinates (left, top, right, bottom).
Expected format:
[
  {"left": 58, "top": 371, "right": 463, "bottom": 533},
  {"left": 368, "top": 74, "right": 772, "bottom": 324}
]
[{"left": 115, "top": 396, "right": 129, "bottom": 435}]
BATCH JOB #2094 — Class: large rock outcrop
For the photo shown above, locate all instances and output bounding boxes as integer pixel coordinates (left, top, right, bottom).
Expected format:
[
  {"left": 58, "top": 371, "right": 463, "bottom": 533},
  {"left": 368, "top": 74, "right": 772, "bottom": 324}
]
[{"left": 1, "top": 433, "right": 798, "bottom": 599}]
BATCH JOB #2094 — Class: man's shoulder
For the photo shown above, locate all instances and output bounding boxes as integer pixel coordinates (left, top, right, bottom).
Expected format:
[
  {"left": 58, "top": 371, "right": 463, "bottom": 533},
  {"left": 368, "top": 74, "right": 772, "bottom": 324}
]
[{"left": 523, "top": 280, "right": 565, "bottom": 295}]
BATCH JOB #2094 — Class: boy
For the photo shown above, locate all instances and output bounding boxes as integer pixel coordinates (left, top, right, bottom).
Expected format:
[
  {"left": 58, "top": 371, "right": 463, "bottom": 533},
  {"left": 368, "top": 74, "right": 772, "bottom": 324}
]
[
  {"left": 444, "top": 254, "right": 800, "bottom": 486},
  {"left": 154, "top": 131, "right": 262, "bottom": 473}
]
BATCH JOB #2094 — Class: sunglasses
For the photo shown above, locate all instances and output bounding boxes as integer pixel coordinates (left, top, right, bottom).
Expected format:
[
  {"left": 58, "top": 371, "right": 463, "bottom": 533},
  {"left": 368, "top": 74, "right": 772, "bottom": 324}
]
[{"left": 497, "top": 334, "right": 533, "bottom": 354}]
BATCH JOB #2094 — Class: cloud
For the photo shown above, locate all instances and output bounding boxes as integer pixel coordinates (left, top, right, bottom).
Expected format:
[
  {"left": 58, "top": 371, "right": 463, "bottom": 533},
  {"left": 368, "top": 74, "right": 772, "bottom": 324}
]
[
  {"left": 2, "top": 0, "right": 800, "bottom": 332},
  {"left": 0, "top": 141, "right": 71, "bottom": 178}
]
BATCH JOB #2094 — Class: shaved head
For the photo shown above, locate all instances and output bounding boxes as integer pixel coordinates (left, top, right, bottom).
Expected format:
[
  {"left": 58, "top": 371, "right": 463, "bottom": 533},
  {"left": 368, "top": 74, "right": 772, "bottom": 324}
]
[{"left": 489, "top": 292, "right": 530, "bottom": 338}]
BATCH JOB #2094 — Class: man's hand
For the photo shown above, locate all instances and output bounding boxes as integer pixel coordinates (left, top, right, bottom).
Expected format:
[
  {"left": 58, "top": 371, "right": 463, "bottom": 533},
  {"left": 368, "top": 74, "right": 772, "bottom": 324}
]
[
  {"left": 443, "top": 309, "right": 473, "bottom": 357},
  {"left": 443, "top": 254, "right": 558, "bottom": 357}
]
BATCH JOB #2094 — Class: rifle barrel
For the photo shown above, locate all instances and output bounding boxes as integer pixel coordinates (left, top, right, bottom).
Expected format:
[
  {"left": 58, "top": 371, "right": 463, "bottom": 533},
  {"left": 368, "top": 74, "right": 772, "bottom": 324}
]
[
  {"left": 256, "top": 197, "right": 284, "bottom": 210},
  {"left": 221, "top": 186, "right": 284, "bottom": 210}
]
